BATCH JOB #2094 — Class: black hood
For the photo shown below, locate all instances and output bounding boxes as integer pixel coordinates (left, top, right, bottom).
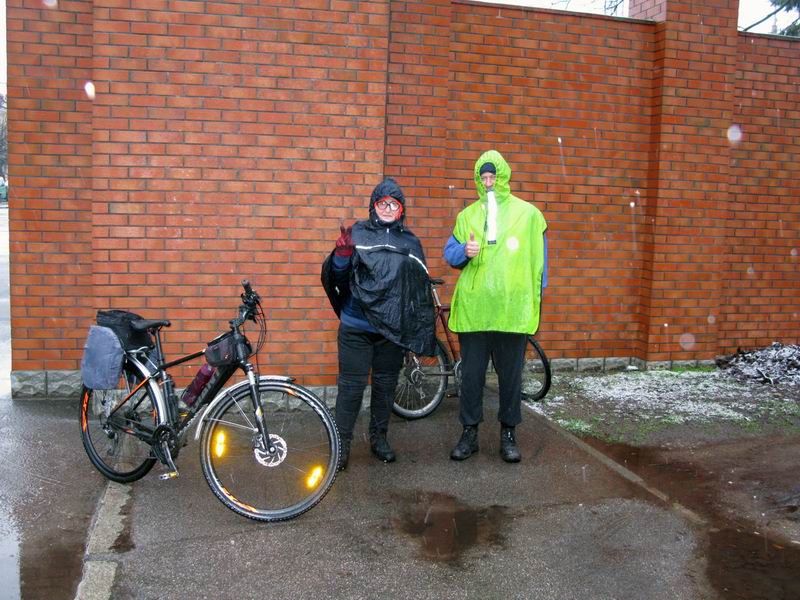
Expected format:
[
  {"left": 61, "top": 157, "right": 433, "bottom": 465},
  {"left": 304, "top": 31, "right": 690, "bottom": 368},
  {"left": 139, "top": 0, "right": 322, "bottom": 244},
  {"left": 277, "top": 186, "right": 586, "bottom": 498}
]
[{"left": 368, "top": 177, "right": 406, "bottom": 228}]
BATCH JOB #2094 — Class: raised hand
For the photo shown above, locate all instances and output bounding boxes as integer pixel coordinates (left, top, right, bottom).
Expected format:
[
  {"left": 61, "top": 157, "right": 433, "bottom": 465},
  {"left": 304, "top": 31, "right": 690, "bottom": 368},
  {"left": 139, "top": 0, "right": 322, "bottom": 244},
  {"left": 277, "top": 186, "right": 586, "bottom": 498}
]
[{"left": 335, "top": 224, "right": 354, "bottom": 257}]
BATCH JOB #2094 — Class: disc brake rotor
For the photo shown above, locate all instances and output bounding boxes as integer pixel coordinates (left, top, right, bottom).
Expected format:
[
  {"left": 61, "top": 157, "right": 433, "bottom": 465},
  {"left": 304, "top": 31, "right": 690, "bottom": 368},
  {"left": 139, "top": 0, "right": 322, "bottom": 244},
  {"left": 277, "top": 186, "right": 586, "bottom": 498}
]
[{"left": 254, "top": 434, "right": 287, "bottom": 467}]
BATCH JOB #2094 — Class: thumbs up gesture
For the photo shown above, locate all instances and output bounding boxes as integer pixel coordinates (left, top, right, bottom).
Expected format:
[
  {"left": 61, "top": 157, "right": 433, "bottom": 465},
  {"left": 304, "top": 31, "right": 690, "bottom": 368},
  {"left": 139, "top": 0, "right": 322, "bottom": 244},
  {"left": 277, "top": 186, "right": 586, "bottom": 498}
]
[{"left": 465, "top": 231, "right": 480, "bottom": 258}]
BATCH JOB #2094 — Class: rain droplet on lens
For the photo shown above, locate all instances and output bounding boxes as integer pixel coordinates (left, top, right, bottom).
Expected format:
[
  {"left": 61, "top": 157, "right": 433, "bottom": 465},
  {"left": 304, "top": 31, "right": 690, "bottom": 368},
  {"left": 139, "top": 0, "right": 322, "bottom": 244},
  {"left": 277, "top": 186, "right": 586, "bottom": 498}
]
[
  {"left": 747, "top": 266, "right": 755, "bottom": 276},
  {"left": 727, "top": 125, "right": 742, "bottom": 145},
  {"left": 707, "top": 314, "right": 716, "bottom": 324},
  {"left": 791, "top": 248, "right": 797, "bottom": 257},
  {"left": 679, "top": 333, "right": 696, "bottom": 351}
]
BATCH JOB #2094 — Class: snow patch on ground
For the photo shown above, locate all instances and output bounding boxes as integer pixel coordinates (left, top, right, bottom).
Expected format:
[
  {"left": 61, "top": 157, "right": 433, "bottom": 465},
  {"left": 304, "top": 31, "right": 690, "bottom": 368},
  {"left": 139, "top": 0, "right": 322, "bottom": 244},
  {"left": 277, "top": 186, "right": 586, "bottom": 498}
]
[{"left": 529, "top": 369, "right": 798, "bottom": 425}]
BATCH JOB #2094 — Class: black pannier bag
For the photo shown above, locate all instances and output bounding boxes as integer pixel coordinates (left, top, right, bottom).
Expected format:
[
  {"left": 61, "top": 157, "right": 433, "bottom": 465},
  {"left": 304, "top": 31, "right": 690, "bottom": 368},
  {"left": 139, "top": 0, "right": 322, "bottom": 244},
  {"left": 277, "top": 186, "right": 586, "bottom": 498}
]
[
  {"left": 96, "top": 309, "right": 153, "bottom": 350},
  {"left": 205, "top": 331, "right": 252, "bottom": 367},
  {"left": 81, "top": 325, "right": 124, "bottom": 390}
]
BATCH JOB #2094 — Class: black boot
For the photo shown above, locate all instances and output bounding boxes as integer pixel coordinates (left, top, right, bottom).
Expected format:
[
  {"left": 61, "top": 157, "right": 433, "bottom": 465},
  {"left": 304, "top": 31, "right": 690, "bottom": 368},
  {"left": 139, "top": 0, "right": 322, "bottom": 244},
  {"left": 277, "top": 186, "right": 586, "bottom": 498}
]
[
  {"left": 370, "top": 431, "right": 396, "bottom": 463},
  {"left": 450, "top": 425, "right": 479, "bottom": 461},
  {"left": 500, "top": 426, "right": 521, "bottom": 463},
  {"left": 338, "top": 438, "right": 351, "bottom": 471}
]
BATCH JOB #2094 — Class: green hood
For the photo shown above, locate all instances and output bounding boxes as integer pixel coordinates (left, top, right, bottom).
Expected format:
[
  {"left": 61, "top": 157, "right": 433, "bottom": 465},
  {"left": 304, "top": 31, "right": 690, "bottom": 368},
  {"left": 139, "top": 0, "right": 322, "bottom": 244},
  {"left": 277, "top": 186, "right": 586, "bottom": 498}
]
[{"left": 474, "top": 149, "right": 512, "bottom": 203}]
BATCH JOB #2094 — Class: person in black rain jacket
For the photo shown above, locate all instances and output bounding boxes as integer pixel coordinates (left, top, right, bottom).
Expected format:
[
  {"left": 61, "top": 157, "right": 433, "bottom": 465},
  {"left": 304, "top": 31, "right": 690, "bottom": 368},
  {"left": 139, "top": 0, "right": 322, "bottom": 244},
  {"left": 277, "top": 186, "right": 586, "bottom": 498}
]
[{"left": 322, "top": 178, "right": 435, "bottom": 470}]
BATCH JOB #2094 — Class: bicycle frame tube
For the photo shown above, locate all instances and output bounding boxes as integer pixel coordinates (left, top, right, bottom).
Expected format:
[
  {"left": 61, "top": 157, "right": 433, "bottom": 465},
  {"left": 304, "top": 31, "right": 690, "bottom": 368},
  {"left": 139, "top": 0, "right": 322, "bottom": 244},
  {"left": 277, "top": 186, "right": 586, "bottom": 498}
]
[
  {"left": 124, "top": 354, "right": 171, "bottom": 427},
  {"left": 431, "top": 284, "right": 460, "bottom": 362},
  {"left": 438, "top": 307, "right": 460, "bottom": 362}
]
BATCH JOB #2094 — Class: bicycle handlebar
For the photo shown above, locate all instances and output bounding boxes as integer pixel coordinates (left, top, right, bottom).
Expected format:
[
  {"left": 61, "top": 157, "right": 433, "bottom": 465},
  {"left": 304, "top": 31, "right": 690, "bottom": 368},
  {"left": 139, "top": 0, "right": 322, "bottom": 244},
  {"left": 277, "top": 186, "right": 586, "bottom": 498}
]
[{"left": 230, "top": 279, "right": 261, "bottom": 327}]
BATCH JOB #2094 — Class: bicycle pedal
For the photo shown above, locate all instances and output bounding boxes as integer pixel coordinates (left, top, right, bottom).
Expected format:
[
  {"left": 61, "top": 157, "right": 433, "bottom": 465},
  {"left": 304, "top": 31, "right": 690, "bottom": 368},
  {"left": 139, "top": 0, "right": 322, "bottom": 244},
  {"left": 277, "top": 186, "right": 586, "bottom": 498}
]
[{"left": 159, "top": 470, "right": 180, "bottom": 481}]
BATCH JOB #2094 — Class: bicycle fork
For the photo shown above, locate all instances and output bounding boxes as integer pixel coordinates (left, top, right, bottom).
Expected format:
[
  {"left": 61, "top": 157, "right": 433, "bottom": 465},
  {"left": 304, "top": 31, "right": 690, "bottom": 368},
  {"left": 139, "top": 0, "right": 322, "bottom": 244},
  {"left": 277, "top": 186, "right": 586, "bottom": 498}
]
[{"left": 244, "top": 365, "right": 276, "bottom": 456}]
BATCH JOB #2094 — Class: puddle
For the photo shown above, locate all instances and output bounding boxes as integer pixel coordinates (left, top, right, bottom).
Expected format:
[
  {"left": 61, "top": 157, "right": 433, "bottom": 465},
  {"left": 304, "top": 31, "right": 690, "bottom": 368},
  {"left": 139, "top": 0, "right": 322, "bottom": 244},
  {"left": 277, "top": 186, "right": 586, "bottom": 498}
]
[
  {"left": 19, "top": 528, "right": 89, "bottom": 600},
  {"left": 111, "top": 496, "right": 135, "bottom": 553},
  {"left": 393, "top": 491, "right": 508, "bottom": 563},
  {"left": 0, "top": 504, "right": 20, "bottom": 600},
  {"left": 588, "top": 440, "right": 800, "bottom": 600},
  {"left": 708, "top": 527, "right": 800, "bottom": 600}
]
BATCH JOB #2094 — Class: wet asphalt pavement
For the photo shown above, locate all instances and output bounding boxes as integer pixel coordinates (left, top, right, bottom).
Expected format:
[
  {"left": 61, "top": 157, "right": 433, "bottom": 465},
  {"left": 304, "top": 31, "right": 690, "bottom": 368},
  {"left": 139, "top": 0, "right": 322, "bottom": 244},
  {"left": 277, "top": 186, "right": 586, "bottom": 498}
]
[
  {"left": 1, "top": 393, "right": 715, "bottom": 600},
  {"left": 0, "top": 205, "right": 105, "bottom": 600},
  {"left": 0, "top": 201, "right": 715, "bottom": 599}
]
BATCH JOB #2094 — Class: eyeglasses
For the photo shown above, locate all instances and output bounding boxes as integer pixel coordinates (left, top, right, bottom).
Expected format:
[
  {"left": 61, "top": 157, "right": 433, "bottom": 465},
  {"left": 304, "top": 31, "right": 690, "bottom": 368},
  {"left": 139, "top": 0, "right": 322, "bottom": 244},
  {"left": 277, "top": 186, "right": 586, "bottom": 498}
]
[{"left": 375, "top": 199, "right": 401, "bottom": 212}]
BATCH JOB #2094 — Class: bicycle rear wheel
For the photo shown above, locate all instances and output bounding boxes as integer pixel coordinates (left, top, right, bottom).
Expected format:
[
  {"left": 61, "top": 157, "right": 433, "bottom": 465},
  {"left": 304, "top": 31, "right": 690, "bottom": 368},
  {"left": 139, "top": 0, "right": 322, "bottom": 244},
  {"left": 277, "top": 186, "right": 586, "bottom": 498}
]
[
  {"left": 79, "top": 360, "right": 158, "bottom": 483},
  {"left": 521, "top": 336, "right": 551, "bottom": 402},
  {"left": 392, "top": 339, "right": 450, "bottom": 419},
  {"left": 200, "top": 379, "right": 339, "bottom": 522}
]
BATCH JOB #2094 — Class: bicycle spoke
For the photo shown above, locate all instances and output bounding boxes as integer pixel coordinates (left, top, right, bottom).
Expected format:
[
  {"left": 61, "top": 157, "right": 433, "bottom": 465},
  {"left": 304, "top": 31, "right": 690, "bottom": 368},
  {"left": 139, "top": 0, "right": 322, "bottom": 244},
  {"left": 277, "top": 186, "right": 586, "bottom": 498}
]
[{"left": 203, "top": 417, "right": 256, "bottom": 434}]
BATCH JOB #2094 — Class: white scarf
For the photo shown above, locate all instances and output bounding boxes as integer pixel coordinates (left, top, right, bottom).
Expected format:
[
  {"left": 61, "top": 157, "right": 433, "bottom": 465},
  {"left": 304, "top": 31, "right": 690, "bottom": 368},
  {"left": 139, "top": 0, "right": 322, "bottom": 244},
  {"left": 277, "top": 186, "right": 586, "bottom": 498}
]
[{"left": 486, "top": 189, "right": 498, "bottom": 244}]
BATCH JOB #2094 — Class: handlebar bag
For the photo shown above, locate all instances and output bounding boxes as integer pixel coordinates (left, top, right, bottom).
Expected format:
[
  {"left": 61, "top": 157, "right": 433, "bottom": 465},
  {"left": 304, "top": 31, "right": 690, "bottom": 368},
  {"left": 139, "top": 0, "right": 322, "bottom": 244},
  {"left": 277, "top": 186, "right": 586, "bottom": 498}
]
[
  {"left": 96, "top": 309, "right": 153, "bottom": 350},
  {"left": 81, "top": 325, "right": 124, "bottom": 390},
  {"left": 205, "top": 331, "right": 252, "bottom": 367}
]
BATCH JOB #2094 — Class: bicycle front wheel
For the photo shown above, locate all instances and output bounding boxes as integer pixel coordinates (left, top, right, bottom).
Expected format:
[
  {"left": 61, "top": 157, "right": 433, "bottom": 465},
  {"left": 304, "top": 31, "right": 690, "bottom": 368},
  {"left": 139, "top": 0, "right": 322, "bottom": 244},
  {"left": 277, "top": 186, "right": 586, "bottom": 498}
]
[
  {"left": 392, "top": 339, "right": 450, "bottom": 419},
  {"left": 79, "top": 361, "right": 158, "bottom": 483},
  {"left": 200, "top": 379, "right": 339, "bottom": 522},
  {"left": 521, "top": 336, "right": 552, "bottom": 402}
]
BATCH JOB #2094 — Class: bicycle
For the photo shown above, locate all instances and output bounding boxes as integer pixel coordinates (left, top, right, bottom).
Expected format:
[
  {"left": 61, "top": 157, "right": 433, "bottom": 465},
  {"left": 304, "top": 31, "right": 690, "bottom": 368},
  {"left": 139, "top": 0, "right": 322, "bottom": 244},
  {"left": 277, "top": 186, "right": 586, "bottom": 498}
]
[
  {"left": 392, "top": 278, "right": 551, "bottom": 419},
  {"left": 79, "top": 281, "right": 340, "bottom": 522}
]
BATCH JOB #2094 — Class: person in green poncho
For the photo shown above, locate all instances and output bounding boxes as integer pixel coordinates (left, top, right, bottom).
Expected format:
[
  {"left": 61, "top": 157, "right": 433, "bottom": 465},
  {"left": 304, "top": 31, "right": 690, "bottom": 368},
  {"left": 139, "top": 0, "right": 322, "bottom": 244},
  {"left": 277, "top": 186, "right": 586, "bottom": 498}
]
[{"left": 443, "top": 150, "right": 548, "bottom": 463}]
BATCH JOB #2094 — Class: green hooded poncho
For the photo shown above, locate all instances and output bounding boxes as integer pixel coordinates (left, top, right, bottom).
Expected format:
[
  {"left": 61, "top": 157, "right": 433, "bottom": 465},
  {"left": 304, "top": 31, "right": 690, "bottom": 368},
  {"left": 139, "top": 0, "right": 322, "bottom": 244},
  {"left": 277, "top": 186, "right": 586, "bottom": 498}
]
[{"left": 449, "top": 150, "right": 548, "bottom": 335}]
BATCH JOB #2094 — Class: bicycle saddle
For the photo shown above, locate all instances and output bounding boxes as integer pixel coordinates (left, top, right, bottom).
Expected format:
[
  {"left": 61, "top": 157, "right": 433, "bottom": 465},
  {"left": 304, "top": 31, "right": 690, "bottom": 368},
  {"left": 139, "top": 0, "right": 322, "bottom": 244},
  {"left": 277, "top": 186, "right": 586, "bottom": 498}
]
[{"left": 131, "top": 319, "right": 171, "bottom": 331}]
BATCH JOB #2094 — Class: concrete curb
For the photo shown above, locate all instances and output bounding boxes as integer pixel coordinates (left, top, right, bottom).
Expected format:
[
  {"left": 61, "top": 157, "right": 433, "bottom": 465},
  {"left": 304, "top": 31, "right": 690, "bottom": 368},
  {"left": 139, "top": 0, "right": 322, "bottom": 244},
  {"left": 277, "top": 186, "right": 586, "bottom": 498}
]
[
  {"left": 523, "top": 402, "right": 707, "bottom": 526},
  {"left": 75, "top": 482, "right": 131, "bottom": 600}
]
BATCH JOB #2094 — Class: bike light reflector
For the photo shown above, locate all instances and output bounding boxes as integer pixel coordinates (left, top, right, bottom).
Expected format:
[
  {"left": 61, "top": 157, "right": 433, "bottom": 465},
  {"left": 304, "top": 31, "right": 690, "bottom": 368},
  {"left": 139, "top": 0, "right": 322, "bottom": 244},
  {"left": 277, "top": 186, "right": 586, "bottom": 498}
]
[
  {"left": 306, "top": 466, "right": 323, "bottom": 489},
  {"left": 214, "top": 431, "right": 226, "bottom": 458}
]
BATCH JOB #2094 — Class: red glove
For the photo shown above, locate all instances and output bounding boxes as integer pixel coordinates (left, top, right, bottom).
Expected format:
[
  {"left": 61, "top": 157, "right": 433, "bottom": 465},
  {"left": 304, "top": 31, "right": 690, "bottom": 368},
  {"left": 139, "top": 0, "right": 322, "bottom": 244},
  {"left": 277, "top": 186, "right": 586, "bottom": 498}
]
[{"left": 335, "top": 225, "right": 354, "bottom": 257}]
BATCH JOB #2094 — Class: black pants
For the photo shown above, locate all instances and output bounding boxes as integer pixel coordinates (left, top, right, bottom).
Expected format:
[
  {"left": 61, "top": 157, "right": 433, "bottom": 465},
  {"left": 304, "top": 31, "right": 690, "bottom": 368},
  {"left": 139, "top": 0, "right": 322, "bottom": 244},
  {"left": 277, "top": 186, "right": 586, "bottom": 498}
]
[
  {"left": 457, "top": 331, "right": 527, "bottom": 428},
  {"left": 336, "top": 323, "right": 404, "bottom": 442}
]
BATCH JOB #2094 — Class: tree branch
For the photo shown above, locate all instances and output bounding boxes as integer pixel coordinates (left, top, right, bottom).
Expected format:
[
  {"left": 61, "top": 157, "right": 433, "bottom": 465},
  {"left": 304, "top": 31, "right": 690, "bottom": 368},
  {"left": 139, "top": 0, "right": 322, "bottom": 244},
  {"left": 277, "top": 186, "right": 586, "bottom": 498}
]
[{"left": 742, "top": 1, "right": 790, "bottom": 32}]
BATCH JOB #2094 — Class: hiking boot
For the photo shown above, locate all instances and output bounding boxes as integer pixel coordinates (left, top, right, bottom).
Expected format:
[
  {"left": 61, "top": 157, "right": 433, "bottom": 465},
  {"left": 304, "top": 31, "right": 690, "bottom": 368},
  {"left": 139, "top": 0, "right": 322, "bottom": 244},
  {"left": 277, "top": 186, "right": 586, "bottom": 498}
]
[
  {"left": 500, "top": 426, "right": 521, "bottom": 463},
  {"left": 450, "top": 425, "right": 479, "bottom": 461},
  {"left": 370, "top": 431, "right": 396, "bottom": 463},
  {"left": 338, "top": 438, "right": 351, "bottom": 471}
]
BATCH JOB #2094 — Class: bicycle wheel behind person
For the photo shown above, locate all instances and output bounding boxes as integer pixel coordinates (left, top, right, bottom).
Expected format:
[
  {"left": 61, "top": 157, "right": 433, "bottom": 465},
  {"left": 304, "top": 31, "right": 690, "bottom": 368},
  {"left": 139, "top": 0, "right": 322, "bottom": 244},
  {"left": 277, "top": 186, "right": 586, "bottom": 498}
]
[
  {"left": 322, "top": 178, "right": 436, "bottom": 471},
  {"left": 443, "top": 150, "right": 548, "bottom": 463}
]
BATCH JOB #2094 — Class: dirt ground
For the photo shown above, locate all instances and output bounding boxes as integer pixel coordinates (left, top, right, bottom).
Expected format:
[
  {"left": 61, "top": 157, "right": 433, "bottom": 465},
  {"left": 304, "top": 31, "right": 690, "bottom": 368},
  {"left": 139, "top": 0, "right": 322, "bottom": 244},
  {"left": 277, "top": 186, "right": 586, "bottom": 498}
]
[{"left": 528, "top": 367, "right": 800, "bottom": 599}]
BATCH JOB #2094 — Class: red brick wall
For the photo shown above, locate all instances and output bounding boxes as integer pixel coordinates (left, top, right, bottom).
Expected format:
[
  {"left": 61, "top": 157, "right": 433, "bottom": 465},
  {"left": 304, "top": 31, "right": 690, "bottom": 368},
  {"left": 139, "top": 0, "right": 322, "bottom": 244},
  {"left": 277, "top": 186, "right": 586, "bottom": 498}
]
[
  {"left": 639, "top": 0, "right": 740, "bottom": 362},
  {"left": 629, "top": 0, "right": 667, "bottom": 22},
  {"left": 721, "top": 33, "right": 800, "bottom": 351},
  {"left": 8, "top": 0, "right": 800, "bottom": 388},
  {"left": 90, "top": 0, "right": 389, "bottom": 383},
  {"left": 7, "top": 0, "right": 94, "bottom": 370}
]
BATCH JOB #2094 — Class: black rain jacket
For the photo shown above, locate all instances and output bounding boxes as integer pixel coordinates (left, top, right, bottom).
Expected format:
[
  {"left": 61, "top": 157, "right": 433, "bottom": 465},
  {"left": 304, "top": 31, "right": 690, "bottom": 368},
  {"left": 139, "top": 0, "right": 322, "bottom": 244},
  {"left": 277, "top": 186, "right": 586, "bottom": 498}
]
[{"left": 322, "top": 178, "right": 436, "bottom": 356}]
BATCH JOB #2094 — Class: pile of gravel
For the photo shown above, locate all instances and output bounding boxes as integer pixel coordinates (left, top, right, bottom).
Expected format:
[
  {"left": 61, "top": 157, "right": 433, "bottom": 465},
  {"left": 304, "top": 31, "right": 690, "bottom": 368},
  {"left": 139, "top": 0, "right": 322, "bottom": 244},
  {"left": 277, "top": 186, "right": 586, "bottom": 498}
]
[{"left": 717, "top": 342, "right": 800, "bottom": 385}]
